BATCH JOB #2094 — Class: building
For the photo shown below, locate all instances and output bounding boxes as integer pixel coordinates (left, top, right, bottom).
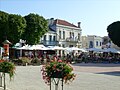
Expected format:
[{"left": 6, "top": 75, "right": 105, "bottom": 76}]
[
  {"left": 41, "top": 18, "right": 82, "bottom": 48},
  {"left": 102, "top": 36, "right": 120, "bottom": 50},
  {"left": 81, "top": 36, "right": 88, "bottom": 49},
  {"left": 82, "top": 35, "right": 102, "bottom": 49}
]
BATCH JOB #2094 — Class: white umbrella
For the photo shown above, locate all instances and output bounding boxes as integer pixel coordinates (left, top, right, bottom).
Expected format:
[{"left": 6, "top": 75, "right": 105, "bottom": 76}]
[
  {"left": 102, "top": 48, "right": 120, "bottom": 53},
  {"left": 29, "top": 45, "right": 48, "bottom": 50},
  {"left": 65, "top": 47, "right": 78, "bottom": 50},
  {"left": 79, "top": 48, "right": 88, "bottom": 52},
  {"left": 87, "top": 48, "right": 103, "bottom": 52},
  {"left": 48, "top": 46, "right": 65, "bottom": 50},
  {"left": 65, "top": 47, "right": 87, "bottom": 52},
  {"left": 17, "top": 45, "right": 30, "bottom": 50}
]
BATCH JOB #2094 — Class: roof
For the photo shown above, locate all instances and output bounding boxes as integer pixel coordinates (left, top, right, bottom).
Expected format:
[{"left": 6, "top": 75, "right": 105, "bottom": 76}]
[{"left": 54, "top": 19, "right": 78, "bottom": 28}]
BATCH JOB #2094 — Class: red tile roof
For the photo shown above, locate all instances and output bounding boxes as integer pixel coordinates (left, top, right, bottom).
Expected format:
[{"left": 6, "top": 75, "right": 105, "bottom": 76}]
[{"left": 54, "top": 19, "right": 78, "bottom": 28}]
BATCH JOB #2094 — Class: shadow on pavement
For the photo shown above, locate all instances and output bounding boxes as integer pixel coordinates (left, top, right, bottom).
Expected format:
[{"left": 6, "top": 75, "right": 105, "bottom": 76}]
[
  {"left": 72, "top": 63, "right": 120, "bottom": 67},
  {"left": 96, "top": 71, "right": 120, "bottom": 76}
]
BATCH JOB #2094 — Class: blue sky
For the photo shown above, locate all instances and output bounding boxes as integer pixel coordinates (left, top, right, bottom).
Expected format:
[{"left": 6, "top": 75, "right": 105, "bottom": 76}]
[{"left": 0, "top": 0, "right": 120, "bottom": 37}]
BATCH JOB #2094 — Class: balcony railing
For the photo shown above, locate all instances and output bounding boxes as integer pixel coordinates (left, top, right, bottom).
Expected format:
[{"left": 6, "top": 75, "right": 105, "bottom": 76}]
[
  {"left": 66, "top": 37, "right": 80, "bottom": 42},
  {"left": 41, "top": 40, "right": 58, "bottom": 46}
]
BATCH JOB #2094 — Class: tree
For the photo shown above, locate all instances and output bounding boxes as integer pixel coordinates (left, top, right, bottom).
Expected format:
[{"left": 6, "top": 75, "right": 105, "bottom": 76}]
[
  {"left": 22, "top": 13, "right": 48, "bottom": 45},
  {"left": 0, "top": 11, "right": 26, "bottom": 46},
  {"left": 107, "top": 21, "right": 120, "bottom": 47},
  {"left": 8, "top": 14, "right": 26, "bottom": 45},
  {"left": 0, "top": 11, "right": 9, "bottom": 46}
]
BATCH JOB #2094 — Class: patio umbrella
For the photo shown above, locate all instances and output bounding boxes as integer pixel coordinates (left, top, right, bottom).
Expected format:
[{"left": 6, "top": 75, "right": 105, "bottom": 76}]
[
  {"left": 87, "top": 48, "right": 103, "bottom": 52},
  {"left": 29, "top": 45, "right": 49, "bottom": 50},
  {"left": 48, "top": 46, "right": 65, "bottom": 50},
  {"left": 65, "top": 47, "right": 87, "bottom": 52},
  {"left": 102, "top": 48, "right": 120, "bottom": 53}
]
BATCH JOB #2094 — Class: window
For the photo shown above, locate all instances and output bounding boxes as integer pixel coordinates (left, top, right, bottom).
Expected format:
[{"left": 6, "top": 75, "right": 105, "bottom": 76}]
[
  {"left": 72, "top": 32, "right": 74, "bottom": 39},
  {"left": 63, "top": 31, "right": 65, "bottom": 39},
  {"left": 78, "top": 33, "right": 80, "bottom": 40},
  {"left": 53, "top": 36, "right": 56, "bottom": 41},
  {"left": 49, "top": 35, "right": 52, "bottom": 41},
  {"left": 96, "top": 41, "right": 98, "bottom": 46},
  {"left": 59, "top": 31, "right": 61, "bottom": 39},
  {"left": 100, "top": 42, "right": 102, "bottom": 46},
  {"left": 89, "top": 41, "right": 93, "bottom": 48},
  {"left": 44, "top": 35, "right": 46, "bottom": 41},
  {"left": 70, "top": 32, "right": 72, "bottom": 38},
  {"left": 62, "top": 44, "right": 65, "bottom": 48}
]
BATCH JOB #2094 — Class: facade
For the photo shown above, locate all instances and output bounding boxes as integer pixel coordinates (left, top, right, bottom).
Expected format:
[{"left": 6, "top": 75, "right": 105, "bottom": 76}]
[
  {"left": 41, "top": 18, "right": 82, "bottom": 48},
  {"left": 81, "top": 36, "right": 88, "bottom": 49},
  {"left": 102, "top": 36, "right": 120, "bottom": 50},
  {"left": 82, "top": 35, "right": 102, "bottom": 49}
]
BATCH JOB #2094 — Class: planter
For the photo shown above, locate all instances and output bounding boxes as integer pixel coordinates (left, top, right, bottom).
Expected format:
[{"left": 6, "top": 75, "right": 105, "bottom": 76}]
[
  {"left": 0, "top": 61, "right": 15, "bottom": 90},
  {"left": 51, "top": 71, "right": 63, "bottom": 78}
]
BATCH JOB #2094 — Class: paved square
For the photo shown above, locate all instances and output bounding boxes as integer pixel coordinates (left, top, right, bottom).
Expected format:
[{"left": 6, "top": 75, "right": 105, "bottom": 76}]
[{"left": 0, "top": 63, "right": 120, "bottom": 90}]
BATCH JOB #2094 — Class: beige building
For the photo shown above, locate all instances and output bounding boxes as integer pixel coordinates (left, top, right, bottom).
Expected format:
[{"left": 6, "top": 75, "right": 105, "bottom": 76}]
[
  {"left": 81, "top": 36, "right": 88, "bottom": 49},
  {"left": 82, "top": 35, "right": 102, "bottom": 49}
]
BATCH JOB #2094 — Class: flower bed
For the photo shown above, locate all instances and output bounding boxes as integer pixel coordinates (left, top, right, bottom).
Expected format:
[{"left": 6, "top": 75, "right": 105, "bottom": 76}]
[{"left": 41, "top": 59, "right": 76, "bottom": 85}]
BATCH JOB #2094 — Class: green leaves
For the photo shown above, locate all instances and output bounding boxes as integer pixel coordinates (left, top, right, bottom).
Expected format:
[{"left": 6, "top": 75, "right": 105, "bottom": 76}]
[
  {"left": 0, "top": 61, "right": 15, "bottom": 80},
  {"left": 8, "top": 14, "right": 26, "bottom": 45},
  {"left": 41, "top": 60, "right": 76, "bottom": 85},
  {"left": 0, "top": 11, "right": 48, "bottom": 46},
  {"left": 0, "top": 11, "right": 9, "bottom": 46},
  {"left": 107, "top": 21, "right": 120, "bottom": 47},
  {"left": 23, "top": 13, "right": 48, "bottom": 45}
]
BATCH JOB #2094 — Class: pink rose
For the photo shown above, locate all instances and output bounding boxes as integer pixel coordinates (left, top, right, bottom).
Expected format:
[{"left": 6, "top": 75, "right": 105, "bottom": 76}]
[{"left": 58, "top": 60, "right": 62, "bottom": 62}]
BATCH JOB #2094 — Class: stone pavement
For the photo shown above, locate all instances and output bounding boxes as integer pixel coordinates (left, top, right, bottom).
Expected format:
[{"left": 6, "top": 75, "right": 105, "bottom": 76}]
[{"left": 0, "top": 63, "right": 120, "bottom": 90}]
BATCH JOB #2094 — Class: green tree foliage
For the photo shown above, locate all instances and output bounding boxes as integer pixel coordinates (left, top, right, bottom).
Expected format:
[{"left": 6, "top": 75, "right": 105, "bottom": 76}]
[
  {"left": 0, "top": 11, "right": 9, "bottom": 46},
  {"left": 8, "top": 14, "right": 26, "bottom": 45},
  {"left": 0, "top": 11, "right": 48, "bottom": 46},
  {"left": 107, "top": 21, "right": 120, "bottom": 47},
  {"left": 0, "top": 11, "right": 26, "bottom": 46},
  {"left": 22, "top": 13, "right": 48, "bottom": 45}
]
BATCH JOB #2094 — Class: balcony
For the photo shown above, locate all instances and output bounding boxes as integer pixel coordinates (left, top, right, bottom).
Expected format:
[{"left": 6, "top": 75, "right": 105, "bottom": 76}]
[
  {"left": 66, "top": 37, "right": 80, "bottom": 42},
  {"left": 41, "top": 40, "right": 59, "bottom": 46}
]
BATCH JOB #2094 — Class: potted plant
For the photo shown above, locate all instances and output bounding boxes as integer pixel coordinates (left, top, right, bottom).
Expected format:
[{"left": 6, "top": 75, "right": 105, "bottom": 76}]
[
  {"left": 0, "top": 59, "right": 15, "bottom": 80},
  {"left": 41, "top": 59, "right": 76, "bottom": 85},
  {"left": 0, "top": 59, "right": 15, "bottom": 90}
]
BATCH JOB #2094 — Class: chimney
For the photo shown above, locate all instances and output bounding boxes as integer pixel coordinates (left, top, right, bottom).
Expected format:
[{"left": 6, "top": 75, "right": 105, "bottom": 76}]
[
  {"left": 78, "top": 22, "right": 81, "bottom": 28},
  {"left": 48, "top": 18, "right": 54, "bottom": 25},
  {"left": 50, "top": 18, "right": 54, "bottom": 25}
]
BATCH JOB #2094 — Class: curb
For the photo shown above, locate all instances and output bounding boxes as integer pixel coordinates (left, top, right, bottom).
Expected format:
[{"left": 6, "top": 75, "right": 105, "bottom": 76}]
[{"left": 0, "top": 87, "right": 11, "bottom": 90}]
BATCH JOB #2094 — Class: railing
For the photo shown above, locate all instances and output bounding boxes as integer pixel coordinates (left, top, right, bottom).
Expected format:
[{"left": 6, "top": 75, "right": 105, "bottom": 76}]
[
  {"left": 66, "top": 37, "right": 80, "bottom": 42},
  {"left": 41, "top": 40, "right": 59, "bottom": 46}
]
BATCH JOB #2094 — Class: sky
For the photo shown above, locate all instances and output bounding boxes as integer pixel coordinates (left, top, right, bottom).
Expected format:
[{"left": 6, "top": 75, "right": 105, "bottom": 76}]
[{"left": 0, "top": 0, "right": 120, "bottom": 37}]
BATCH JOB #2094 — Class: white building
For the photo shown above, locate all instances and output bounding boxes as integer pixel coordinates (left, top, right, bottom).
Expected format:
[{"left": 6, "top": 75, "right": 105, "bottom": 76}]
[
  {"left": 82, "top": 35, "right": 102, "bottom": 49},
  {"left": 41, "top": 18, "right": 82, "bottom": 48},
  {"left": 102, "top": 36, "right": 120, "bottom": 50}
]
